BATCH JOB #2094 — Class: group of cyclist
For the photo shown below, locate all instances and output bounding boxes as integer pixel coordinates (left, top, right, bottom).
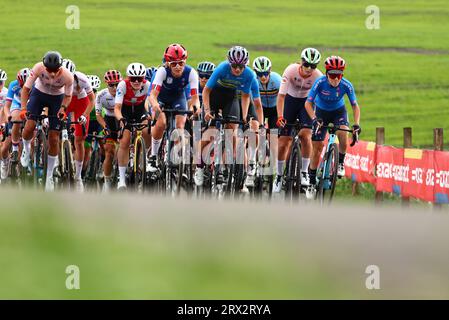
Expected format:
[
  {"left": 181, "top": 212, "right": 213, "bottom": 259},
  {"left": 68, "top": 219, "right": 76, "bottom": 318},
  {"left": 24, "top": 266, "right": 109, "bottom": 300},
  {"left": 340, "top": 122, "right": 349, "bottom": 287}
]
[{"left": 0, "top": 43, "right": 361, "bottom": 199}]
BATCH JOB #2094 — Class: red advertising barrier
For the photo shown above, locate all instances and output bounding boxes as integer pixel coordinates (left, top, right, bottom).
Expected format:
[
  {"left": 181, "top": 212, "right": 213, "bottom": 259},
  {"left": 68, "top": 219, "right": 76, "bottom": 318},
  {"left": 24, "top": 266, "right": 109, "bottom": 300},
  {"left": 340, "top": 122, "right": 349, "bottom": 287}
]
[
  {"left": 343, "top": 140, "right": 449, "bottom": 204},
  {"left": 344, "top": 141, "right": 376, "bottom": 184}
]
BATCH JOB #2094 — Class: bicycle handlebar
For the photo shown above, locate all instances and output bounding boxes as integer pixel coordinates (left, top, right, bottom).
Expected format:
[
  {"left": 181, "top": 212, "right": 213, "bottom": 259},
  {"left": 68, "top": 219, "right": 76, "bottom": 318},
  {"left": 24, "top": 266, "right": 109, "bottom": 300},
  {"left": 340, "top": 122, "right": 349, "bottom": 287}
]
[{"left": 316, "top": 123, "right": 359, "bottom": 147}]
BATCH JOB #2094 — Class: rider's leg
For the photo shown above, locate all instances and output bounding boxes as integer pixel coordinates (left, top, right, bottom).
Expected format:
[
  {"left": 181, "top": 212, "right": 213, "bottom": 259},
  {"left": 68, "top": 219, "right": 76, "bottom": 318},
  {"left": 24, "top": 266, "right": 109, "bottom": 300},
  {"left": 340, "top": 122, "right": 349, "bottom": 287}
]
[
  {"left": 117, "top": 129, "right": 131, "bottom": 185},
  {"left": 299, "top": 129, "right": 312, "bottom": 173},
  {"left": 150, "top": 113, "right": 166, "bottom": 157},
  {"left": 47, "top": 130, "right": 60, "bottom": 179}
]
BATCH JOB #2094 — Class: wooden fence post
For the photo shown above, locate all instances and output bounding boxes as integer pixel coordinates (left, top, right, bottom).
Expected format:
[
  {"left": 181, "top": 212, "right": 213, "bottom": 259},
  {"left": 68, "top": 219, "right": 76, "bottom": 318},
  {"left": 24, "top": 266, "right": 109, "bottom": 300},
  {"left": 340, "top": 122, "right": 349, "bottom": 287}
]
[
  {"left": 375, "top": 127, "right": 385, "bottom": 204},
  {"left": 434, "top": 128, "right": 444, "bottom": 210},
  {"left": 402, "top": 127, "right": 412, "bottom": 206}
]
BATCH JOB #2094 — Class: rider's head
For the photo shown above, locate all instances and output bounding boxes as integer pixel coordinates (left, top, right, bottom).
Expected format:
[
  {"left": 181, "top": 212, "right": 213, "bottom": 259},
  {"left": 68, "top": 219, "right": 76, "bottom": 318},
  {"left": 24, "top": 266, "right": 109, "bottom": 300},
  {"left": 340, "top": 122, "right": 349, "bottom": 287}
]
[
  {"left": 87, "top": 75, "right": 101, "bottom": 94},
  {"left": 17, "top": 68, "right": 30, "bottom": 88},
  {"left": 62, "top": 58, "right": 76, "bottom": 74},
  {"left": 197, "top": 61, "right": 215, "bottom": 88},
  {"left": 126, "top": 63, "right": 146, "bottom": 90},
  {"left": 104, "top": 69, "right": 122, "bottom": 95},
  {"left": 0, "top": 69, "right": 7, "bottom": 88},
  {"left": 42, "top": 51, "right": 62, "bottom": 74},
  {"left": 324, "top": 56, "right": 345, "bottom": 87},
  {"left": 300, "top": 48, "right": 321, "bottom": 77},
  {"left": 227, "top": 46, "right": 249, "bottom": 76},
  {"left": 253, "top": 56, "right": 271, "bottom": 84},
  {"left": 164, "top": 43, "right": 188, "bottom": 78}
]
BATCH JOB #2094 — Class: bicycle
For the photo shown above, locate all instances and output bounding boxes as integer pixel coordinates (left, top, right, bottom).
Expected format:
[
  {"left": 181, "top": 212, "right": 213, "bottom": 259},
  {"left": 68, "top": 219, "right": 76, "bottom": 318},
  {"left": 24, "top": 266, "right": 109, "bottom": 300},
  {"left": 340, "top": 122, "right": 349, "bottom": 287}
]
[
  {"left": 118, "top": 121, "right": 148, "bottom": 192},
  {"left": 314, "top": 123, "right": 358, "bottom": 205},
  {"left": 30, "top": 115, "right": 50, "bottom": 189},
  {"left": 84, "top": 131, "right": 105, "bottom": 190},
  {"left": 0, "top": 120, "right": 27, "bottom": 187},
  {"left": 284, "top": 121, "right": 312, "bottom": 201},
  {"left": 252, "top": 123, "right": 275, "bottom": 199},
  {"left": 156, "top": 108, "right": 193, "bottom": 196},
  {"left": 57, "top": 117, "right": 85, "bottom": 190}
]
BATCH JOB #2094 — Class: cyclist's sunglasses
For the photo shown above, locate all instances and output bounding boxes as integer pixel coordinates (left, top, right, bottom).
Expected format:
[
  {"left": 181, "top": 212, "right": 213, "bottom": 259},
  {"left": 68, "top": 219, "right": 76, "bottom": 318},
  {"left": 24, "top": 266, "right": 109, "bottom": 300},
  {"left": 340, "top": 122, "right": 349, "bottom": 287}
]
[
  {"left": 231, "top": 63, "right": 245, "bottom": 70},
  {"left": 169, "top": 60, "right": 186, "bottom": 67},
  {"left": 327, "top": 70, "right": 343, "bottom": 80},
  {"left": 198, "top": 73, "right": 211, "bottom": 79},
  {"left": 256, "top": 71, "right": 270, "bottom": 77},
  {"left": 302, "top": 62, "right": 317, "bottom": 69},
  {"left": 108, "top": 82, "right": 119, "bottom": 88},
  {"left": 130, "top": 77, "right": 144, "bottom": 83}
]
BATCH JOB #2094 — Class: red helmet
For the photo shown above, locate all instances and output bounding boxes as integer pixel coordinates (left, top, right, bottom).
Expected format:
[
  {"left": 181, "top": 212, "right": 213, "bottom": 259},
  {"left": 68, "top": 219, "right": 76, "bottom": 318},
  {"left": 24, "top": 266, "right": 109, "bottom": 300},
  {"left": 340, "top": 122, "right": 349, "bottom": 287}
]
[
  {"left": 324, "top": 56, "right": 346, "bottom": 71},
  {"left": 164, "top": 43, "right": 188, "bottom": 62},
  {"left": 104, "top": 69, "right": 122, "bottom": 84}
]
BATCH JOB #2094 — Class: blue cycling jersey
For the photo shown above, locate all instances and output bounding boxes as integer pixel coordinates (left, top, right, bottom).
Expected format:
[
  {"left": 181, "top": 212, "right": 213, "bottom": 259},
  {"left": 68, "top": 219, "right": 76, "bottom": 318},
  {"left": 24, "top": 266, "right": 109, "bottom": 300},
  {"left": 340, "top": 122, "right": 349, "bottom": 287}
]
[
  {"left": 257, "top": 71, "right": 281, "bottom": 108},
  {"left": 206, "top": 61, "right": 255, "bottom": 94},
  {"left": 236, "top": 71, "right": 260, "bottom": 99},
  {"left": 307, "top": 76, "right": 357, "bottom": 111},
  {"left": 6, "top": 80, "right": 22, "bottom": 109}
]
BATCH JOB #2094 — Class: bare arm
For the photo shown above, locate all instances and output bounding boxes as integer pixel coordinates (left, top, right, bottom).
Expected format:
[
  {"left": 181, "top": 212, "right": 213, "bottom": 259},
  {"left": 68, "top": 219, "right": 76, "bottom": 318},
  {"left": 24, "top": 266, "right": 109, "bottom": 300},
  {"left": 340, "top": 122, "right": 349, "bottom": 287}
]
[
  {"left": 305, "top": 100, "right": 316, "bottom": 120},
  {"left": 276, "top": 93, "right": 286, "bottom": 118},
  {"left": 82, "top": 92, "right": 96, "bottom": 118},
  {"left": 253, "top": 97, "right": 263, "bottom": 123}
]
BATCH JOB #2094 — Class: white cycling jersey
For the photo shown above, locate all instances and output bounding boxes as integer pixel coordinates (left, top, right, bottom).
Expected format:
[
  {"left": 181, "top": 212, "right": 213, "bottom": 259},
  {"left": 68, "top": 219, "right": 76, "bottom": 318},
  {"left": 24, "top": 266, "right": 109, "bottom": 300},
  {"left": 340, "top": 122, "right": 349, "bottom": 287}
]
[
  {"left": 25, "top": 62, "right": 73, "bottom": 96},
  {"left": 0, "top": 87, "right": 8, "bottom": 109},
  {"left": 72, "top": 71, "right": 93, "bottom": 99},
  {"left": 95, "top": 88, "right": 115, "bottom": 117}
]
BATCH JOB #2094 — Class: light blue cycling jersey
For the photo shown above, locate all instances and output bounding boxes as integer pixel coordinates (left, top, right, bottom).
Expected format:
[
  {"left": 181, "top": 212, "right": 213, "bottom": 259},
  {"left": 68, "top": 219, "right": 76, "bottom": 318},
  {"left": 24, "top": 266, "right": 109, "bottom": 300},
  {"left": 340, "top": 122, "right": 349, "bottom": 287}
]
[
  {"left": 307, "top": 76, "right": 357, "bottom": 111},
  {"left": 6, "top": 80, "right": 22, "bottom": 111},
  {"left": 257, "top": 71, "right": 281, "bottom": 108},
  {"left": 236, "top": 71, "right": 260, "bottom": 99},
  {"left": 206, "top": 61, "right": 255, "bottom": 94}
]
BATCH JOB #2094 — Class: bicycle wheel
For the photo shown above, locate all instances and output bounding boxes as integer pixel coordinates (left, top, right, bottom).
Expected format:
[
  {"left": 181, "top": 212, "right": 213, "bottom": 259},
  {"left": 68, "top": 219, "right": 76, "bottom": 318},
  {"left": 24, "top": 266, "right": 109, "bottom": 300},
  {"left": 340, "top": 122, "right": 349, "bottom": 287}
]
[
  {"left": 86, "top": 148, "right": 98, "bottom": 185},
  {"left": 33, "top": 130, "right": 47, "bottom": 189},
  {"left": 233, "top": 163, "right": 244, "bottom": 197},
  {"left": 284, "top": 142, "right": 298, "bottom": 200},
  {"left": 318, "top": 143, "right": 339, "bottom": 205},
  {"left": 134, "top": 136, "right": 147, "bottom": 193},
  {"left": 62, "top": 140, "right": 74, "bottom": 189}
]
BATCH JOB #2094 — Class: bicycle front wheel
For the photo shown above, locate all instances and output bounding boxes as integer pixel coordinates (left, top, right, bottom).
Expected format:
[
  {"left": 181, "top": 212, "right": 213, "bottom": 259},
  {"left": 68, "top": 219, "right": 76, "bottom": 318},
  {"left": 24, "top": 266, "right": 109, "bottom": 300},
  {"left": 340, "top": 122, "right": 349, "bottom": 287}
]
[
  {"left": 134, "top": 136, "right": 147, "bottom": 193},
  {"left": 318, "top": 143, "right": 339, "bottom": 205}
]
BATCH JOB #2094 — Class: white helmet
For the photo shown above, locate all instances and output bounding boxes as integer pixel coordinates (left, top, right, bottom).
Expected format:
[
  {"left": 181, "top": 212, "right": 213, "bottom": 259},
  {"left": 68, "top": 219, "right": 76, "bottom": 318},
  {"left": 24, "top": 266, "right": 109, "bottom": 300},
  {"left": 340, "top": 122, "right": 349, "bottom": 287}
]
[
  {"left": 62, "top": 58, "right": 76, "bottom": 74},
  {"left": 126, "top": 63, "right": 146, "bottom": 77},
  {"left": 0, "top": 69, "right": 7, "bottom": 81},
  {"left": 301, "top": 48, "right": 321, "bottom": 64},
  {"left": 87, "top": 75, "right": 101, "bottom": 89}
]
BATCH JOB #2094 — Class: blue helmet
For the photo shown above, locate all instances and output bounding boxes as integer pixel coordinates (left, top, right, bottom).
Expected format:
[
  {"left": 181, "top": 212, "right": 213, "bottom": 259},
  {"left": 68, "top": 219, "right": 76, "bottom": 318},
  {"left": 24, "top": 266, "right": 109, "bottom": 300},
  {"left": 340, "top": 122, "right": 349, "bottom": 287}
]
[{"left": 145, "top": 66, "right": 158, "bottom": 81}]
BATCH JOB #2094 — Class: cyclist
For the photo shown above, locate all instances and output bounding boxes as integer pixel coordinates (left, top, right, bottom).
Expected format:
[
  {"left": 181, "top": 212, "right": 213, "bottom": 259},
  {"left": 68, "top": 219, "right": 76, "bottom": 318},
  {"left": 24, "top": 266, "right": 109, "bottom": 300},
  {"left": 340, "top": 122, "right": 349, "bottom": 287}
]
[
  {"left": 95, "top": 69, "right": 122, "bottom": 191},
  {"left": 194, "top": 45, "right": 255, "bottom": 186},
  {"left": 246, "top": 56, "right": 281, "bottom": 188},
  {"left": 305, "top": 55, "right": 361, "bottom": 199},
  {"left": 20, "top": 51, "right": 74, "bottom": 191},
  {"left": 0, "top": 69, "right": 8, "bottom": 147},
  {"left": 145, "top": 66, "right": 158, "bottom": 82},
  {"left": 274, "top": 48, "right": 323, "bottom": 193},
  {"left": 62, "top": 58, "right": 95, "bottom": 192},
  {"left": 114, "top": 62, "right": 151, "bottom": 190},
  {"left": 197, "top": 61, "right": 215, "bottom": 105},
  {"left": 83, "top": 74, "right": 103, "bottom": 179},
  {"left": 146, "top": 43, "right": 200, "bottom": 172},
  {"left": 1, "top": 68, "right": 30, "bottom": 180}
]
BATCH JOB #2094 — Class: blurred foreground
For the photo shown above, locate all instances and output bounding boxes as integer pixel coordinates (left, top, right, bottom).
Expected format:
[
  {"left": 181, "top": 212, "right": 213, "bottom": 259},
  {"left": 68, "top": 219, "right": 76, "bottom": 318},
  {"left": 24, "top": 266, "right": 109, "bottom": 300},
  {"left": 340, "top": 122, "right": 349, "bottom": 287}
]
[{"left": 0, "top": 188, "right": 448, "bottom": 299}]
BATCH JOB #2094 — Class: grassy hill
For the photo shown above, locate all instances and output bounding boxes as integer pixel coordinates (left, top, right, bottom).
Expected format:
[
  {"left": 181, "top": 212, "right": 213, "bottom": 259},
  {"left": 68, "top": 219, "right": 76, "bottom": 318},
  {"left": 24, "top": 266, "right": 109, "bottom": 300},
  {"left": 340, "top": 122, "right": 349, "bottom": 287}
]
[{"left": 1, "top": 0, "right": 448, "bottom": 148}]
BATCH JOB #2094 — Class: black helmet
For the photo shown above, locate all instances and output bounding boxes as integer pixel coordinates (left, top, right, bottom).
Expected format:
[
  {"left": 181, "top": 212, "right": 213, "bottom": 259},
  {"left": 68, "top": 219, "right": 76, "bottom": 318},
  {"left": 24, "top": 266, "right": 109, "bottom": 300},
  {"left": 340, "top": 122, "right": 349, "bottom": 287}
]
[{"left": 43, "top": 51, "right": 62, "bottom": 71}]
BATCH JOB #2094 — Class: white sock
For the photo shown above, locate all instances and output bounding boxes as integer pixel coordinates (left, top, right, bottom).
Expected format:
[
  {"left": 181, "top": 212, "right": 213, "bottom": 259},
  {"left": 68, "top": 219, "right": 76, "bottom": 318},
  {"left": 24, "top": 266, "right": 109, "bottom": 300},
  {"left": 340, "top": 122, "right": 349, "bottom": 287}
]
[
  {"left": 47, "top": 155, "right": 58, "bottom": 179},
  {"left": 119, "top": 166, "right": 126, "bottom": 183},
  {"left": 12, "top": 143, "right": 19, "bottom": 152},
  {"left": 301, "top": 158, "right": 310, "bottom": 173},
  {"left": 151, "top": 138, "right": 162, "bottom": 157},
  {"left": 248, "top": 145, "right": 257, "bottom": 164},
  {"left": 75, "top": 160, "right": 83, "bottom": 179},
  {"left": 22, "top": 138, "right": 31, "bottom": 154},
  {"left": 277, "top": 160, "right": 285, "bottom": 176}
]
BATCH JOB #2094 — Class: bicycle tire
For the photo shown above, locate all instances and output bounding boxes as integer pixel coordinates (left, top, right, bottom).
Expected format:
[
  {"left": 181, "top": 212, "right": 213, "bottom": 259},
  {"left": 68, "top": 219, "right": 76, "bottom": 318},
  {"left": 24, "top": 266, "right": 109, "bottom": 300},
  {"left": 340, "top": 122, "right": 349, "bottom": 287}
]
[
  {"left": 318, "top": 143, "right": 339, "bottom": 205},
  {"left": 33, "top": 130, "right": 47, "bottom": 189},
  {"left": 134, "top": 136, "right": 147, "bottom": 193},
  {"left": 62, "top": 140, "right": 74, "bottom": 189},
  {"left": 285, "top": 141, "right": 300, "bottom": 200}
]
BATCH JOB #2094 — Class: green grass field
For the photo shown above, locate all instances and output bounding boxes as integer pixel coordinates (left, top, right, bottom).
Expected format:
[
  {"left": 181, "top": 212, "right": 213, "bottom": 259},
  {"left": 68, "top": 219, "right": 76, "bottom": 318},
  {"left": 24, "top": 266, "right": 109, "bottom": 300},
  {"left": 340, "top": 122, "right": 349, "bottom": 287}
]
[{"left": 2, "top": 0, "right": 449, "bottom": 148}]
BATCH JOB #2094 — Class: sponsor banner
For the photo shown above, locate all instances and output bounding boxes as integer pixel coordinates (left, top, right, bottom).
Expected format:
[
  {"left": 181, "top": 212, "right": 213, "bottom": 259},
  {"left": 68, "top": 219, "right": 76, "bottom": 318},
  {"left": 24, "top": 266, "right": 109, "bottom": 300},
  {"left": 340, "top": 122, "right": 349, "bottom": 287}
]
[
  {"left": 344, "top": 140, "right": 376, "bottom": 184},
  {"left": 375, "top": 146, "right": 405, "bottom": 195},
  {"left": 433, "top": 151, "right": 449, "bottom": 204}
]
